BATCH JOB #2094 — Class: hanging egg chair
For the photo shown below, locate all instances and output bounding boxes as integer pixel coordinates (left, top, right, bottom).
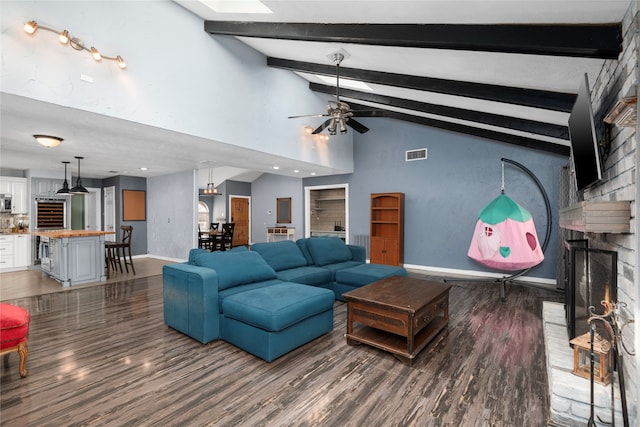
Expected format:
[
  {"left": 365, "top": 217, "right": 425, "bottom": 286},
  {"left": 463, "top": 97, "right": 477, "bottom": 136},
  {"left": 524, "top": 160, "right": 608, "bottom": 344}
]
[
  {"left": 468, "top": 158, "right": 550, "bottom": 277},
  {"left": 468, "top": 193, "right": 544, "bottom": 271}
]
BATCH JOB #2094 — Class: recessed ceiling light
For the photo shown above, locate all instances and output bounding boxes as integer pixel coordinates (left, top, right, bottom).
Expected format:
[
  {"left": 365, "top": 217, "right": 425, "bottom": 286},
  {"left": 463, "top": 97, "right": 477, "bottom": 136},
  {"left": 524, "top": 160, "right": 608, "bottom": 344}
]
[
  {"left": 140, "top": 167, "right": 148, "bottom": 171},
  {"left": 203, "top": 0, "right": 272, "bottom": 14},
  {"left": 311, "top": 172, "right": 317, "bottom": 176},
  {"left": 272, "top": 166, "right": 280, "bottom": 170},
  {"left": 293, "top": 169, "right": 300, "bottom": 173},
  {"left": 317, "top": 75, "right": 373, "bottom": 91}
]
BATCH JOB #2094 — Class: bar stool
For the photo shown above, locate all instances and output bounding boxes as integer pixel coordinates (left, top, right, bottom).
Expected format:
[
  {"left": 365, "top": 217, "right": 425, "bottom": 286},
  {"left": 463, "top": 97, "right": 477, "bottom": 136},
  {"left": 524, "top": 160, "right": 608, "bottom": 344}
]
[
  {"left": 0, "top": 303, "right": 31, "bottom": 378},
  {"left": 106, "top": 226, "right": 135, "bottom": 275}
]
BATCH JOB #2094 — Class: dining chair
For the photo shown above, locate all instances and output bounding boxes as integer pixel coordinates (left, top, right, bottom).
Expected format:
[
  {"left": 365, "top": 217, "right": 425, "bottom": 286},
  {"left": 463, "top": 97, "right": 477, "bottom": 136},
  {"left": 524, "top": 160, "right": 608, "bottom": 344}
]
[
  {"left": 220, "top": 223, "right": 235, "bottom": 251},
  {"left": 198, "top": 225, "right": 214, "bottom": 251},
  {"left": 210, "top": 222, "right": 220, "bottom": 231}
]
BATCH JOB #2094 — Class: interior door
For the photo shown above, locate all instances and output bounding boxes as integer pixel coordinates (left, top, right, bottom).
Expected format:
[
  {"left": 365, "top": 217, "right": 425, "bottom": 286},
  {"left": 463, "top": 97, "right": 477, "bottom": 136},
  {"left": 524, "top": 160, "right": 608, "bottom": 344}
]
[
  {"left": 103, "top": 186, "right": 116, "bottom": 242},
  {"left": 230, "top": 197, "right": 249, "bottom": 246},
  {"left": 84, "top": 188, "right": 101, "bottom": 230}
]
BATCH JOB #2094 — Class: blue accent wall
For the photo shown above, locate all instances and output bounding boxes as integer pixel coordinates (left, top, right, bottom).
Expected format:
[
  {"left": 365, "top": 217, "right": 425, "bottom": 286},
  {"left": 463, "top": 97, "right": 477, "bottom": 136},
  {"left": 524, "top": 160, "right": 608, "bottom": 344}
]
[
  {"left": 102, "top": 175, "right": 147, "bottom": 256},
  {"left": 304, "top": 117, "right": 567, "bottom": 280}
]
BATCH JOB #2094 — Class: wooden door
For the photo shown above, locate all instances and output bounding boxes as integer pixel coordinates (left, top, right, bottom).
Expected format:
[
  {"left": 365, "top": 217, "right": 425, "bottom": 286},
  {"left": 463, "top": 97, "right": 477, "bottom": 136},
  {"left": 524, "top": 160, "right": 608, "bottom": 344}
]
[{"left": 230, "top": 197, "right": 249, "bottom": 247}]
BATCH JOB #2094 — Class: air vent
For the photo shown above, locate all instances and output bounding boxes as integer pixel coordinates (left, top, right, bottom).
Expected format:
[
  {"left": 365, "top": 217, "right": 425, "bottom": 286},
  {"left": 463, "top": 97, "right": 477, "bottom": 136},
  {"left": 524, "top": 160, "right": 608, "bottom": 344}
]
[{"left": 406, "top": 148, "right": 427, "bottom": 161}]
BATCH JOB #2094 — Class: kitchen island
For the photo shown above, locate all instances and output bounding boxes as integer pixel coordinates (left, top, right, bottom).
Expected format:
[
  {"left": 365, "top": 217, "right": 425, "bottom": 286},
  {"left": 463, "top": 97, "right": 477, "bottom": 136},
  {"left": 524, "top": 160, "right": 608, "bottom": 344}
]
[{"left": 33, "top": 230, "right": 114, "bottom": 287}]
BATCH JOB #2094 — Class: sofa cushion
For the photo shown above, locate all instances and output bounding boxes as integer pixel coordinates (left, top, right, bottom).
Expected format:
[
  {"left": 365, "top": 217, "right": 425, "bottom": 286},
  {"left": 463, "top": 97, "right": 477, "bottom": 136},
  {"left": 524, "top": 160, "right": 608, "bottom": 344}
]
[
  {"left": 188, "top": 246, "right": 247, "bottom": 264},
  {"left": 275, "top": 266, "right": 332, "bottom": 286},
  {"left": 188, "top": 248, "right": 210, "bottom": 264},
  {"left": 320, "top": 260, "right": 362, "bottom": 280},
  {"left": 222, "top": 282, "right": 334, "bottom": 332},
  {"left": 306, "top": 237, "right": 353, "bottom": 266},
  {"left": 251, "top": 240, "right": 308, "bottom": 271},
  {"left": 335, "top": 263, "right": 408, "bottom": 286},
  {"left": 296, "top": 239, "right": 315, "bottom": 265},
  {"left": 218, "top": 279, "right": 283, "bottom": 312},
  {"left": 194, "top": 251, "right": 277, "bottom": 290}
]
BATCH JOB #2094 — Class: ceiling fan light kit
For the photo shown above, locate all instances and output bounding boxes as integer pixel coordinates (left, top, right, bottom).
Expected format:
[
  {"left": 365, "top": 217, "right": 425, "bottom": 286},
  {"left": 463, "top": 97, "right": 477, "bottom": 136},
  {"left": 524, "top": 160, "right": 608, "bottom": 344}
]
[
  {"left": 23, "top": 20, "right": 126, "bottom": 69},
  {"left": 288, "top": 50, "right": 372, "bottom": 135}
]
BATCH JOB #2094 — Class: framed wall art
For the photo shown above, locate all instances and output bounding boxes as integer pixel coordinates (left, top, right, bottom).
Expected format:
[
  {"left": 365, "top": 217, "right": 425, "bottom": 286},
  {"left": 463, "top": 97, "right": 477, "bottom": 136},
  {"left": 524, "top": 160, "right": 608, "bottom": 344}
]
[{"left": 123, "top": 189, "right": 146, "bottom": 221}]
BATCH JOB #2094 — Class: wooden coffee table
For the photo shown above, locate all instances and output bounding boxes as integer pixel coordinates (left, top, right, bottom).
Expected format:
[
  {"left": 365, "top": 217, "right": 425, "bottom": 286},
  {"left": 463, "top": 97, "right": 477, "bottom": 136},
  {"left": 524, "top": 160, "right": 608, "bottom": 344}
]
[{"left": 344, "top": 276, "right": 452, "bottom": 365}]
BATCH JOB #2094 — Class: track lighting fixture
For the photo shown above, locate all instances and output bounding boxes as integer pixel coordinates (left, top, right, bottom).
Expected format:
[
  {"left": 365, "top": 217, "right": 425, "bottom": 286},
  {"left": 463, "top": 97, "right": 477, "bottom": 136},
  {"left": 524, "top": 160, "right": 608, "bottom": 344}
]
[{"left": 23, "top": 20, "right": 126, "bottom": 69}]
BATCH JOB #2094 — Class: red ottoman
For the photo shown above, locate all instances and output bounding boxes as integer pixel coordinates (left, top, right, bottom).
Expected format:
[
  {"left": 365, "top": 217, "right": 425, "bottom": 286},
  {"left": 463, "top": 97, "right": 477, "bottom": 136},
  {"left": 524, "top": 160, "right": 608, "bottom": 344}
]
[{"left": 0, "top": 303, "right": 31, "bottom": 378}]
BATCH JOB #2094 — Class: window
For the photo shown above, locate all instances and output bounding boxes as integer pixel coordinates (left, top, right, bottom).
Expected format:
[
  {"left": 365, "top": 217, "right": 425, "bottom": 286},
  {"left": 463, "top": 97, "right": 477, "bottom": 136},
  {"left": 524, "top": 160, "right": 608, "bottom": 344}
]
[{"left": 198, "top": 202, "right": 209, "bottom": 230}]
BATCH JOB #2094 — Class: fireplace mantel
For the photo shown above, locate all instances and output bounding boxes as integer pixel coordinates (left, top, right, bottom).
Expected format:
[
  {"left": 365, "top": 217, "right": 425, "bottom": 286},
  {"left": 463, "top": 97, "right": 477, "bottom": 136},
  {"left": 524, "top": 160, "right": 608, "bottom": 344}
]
[{"left": 559, "top": 201, "right": 631, "bottom": 233}]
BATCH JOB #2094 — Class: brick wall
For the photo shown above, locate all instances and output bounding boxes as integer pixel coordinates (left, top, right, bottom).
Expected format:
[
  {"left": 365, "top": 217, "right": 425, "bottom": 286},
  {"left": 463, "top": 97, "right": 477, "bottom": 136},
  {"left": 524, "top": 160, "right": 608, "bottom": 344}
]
[{"left": 585, "top": 1, "right": 638, "bottom": 424}]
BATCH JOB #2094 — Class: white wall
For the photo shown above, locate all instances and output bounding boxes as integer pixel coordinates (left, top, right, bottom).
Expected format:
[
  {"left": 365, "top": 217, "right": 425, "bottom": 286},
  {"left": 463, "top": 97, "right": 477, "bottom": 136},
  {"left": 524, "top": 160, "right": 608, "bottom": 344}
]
[
  {"left": 0, "top": 0, "right": 353, "bottom": 172},
  {"left": 146, "top": 170, "right": 196, "bottom": 260}
]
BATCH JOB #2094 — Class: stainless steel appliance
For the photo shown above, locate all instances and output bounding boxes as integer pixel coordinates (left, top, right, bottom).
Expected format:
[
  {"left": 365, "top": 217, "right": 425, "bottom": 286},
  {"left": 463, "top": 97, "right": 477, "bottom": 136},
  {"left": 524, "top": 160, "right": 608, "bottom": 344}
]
[
  {"left": 0, "top": 194, "right": 12, "bottom": 212},
  {"left": 35, "top": 198, "right": 66, "bottom": 229},
  {"left": 39, "top": 235, "right": 52, "bottom": 272}
]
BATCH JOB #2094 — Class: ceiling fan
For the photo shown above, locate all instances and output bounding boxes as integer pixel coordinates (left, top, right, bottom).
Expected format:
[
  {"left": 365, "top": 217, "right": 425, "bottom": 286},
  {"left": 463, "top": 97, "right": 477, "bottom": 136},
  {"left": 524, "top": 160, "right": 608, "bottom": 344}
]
[{"left": 288, "top": 52, "right": 372, "bottom": 135}]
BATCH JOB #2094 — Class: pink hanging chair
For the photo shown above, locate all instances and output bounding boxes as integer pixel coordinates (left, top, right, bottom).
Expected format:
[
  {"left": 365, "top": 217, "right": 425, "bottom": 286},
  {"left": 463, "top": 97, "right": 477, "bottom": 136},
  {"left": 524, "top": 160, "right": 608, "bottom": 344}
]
[{"left": 468, "top": 193, "right": 544, "bottom": 271}]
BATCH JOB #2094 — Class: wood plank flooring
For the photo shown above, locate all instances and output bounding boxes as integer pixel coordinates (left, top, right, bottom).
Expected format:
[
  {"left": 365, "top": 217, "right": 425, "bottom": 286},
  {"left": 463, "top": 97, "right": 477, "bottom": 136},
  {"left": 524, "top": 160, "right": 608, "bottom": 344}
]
[{"left": 0, "top": 266, "right": 563, "bottom": 426}]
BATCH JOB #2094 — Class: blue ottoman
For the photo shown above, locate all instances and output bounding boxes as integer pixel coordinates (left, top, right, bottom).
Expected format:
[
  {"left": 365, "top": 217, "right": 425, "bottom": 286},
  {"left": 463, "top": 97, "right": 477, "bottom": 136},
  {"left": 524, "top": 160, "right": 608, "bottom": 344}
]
[
  {"left": 221, "top": 282, "right": 334, "bottom": 362},
  {"left": 334, "top": 263, "right": 408, "bottom": 301}
]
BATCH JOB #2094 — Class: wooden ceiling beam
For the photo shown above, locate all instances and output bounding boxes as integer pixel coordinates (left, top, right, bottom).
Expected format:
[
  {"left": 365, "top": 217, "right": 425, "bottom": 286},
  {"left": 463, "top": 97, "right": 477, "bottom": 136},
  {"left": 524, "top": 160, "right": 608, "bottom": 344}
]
[
  {"left": 267, "top": 57, "right": 576, "bottom": 112},
  {"left": 345, "top": 102, "right": 571, "bottom": 156},
  {"left": 205, "top": 21, "right": 622, "bottom": 59},
  {"left": 309, "top": 83, "right": 570, "bottom": 140}
]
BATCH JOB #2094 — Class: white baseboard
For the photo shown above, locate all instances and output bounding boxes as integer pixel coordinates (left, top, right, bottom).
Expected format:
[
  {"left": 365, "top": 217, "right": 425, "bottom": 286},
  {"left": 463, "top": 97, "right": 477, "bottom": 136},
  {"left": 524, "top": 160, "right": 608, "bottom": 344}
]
[{"left": 134, "top": 254, "right": 186, "bottom": 263}]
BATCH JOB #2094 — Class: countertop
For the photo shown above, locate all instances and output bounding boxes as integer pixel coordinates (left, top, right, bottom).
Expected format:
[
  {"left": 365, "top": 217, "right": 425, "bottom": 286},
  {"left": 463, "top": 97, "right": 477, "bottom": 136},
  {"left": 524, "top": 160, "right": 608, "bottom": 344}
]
[{"left": 31, "top": 230, "right": 115, "bottom": 238}]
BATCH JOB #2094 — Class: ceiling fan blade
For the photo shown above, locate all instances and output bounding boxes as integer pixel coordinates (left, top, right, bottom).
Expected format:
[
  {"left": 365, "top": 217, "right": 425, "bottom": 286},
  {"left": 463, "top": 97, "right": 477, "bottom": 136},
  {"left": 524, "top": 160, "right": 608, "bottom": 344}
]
[
  {"left": 312, "top": 119, "right": 333, "bottom": 134},
  {"left": 288, "top": 113, "right": 329, "bottom": 119},
  {"left": 347, "top": 118, "right": 370, "bottom": 134}
]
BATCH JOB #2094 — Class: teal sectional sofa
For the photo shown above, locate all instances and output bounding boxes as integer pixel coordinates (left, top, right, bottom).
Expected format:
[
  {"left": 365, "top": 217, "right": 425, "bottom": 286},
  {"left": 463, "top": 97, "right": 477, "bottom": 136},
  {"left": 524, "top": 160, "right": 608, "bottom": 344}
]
[{"left": 162, "top": 237, "right": 406, "bottom": 362}]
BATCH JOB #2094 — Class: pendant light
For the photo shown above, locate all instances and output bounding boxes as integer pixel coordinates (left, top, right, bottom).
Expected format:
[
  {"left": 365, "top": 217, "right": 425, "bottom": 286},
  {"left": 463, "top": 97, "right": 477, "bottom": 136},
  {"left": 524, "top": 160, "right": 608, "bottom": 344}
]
[
  {"left": 203, "top": 168, "right": 222, "bottom": 196},
  {"left": 70, "top": 156, "right": 89, "bottom": 194},
  {"left": 56, "top": 161, "right": 71, "bottom": 195}
]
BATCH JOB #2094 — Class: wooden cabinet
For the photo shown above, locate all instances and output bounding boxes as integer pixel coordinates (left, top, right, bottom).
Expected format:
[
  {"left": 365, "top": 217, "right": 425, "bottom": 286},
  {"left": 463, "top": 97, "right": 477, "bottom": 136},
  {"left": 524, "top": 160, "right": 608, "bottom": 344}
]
[
  {"left": 0, "top": 177, "right": 28, "bottom": 213},
  {"left": 267, "top": 227, "right": 295, "bottom": 242},
  {"left": 370, "top": 193, "right": 404, "bottom": 266}
]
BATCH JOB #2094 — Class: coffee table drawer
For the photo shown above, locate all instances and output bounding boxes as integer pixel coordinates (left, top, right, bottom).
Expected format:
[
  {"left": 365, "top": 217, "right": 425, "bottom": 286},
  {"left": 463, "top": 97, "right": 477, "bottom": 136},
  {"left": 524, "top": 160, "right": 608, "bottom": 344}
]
[
  {"left": 414, "top": 293, "right": 448, "bottom": 331},
  {"left": 349, "top": 301, "right": 409, "bottom": 336}
]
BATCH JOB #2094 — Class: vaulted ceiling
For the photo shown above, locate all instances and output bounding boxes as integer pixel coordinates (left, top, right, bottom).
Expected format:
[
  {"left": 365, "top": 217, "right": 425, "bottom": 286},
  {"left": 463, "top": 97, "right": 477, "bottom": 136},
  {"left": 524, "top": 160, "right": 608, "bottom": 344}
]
[
  {"left": 185, "top": 0, "right": 628, "bottom": 157},
  {"left": 0, "top": 1, "right": 630, "bottom": 181}
]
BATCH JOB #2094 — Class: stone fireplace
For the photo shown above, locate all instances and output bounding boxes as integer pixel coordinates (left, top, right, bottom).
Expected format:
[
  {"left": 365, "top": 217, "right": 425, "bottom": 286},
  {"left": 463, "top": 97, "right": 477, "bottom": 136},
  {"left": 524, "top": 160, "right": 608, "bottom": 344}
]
[{"left": 544, "top": 241, "right": 623, "bottom": 426}]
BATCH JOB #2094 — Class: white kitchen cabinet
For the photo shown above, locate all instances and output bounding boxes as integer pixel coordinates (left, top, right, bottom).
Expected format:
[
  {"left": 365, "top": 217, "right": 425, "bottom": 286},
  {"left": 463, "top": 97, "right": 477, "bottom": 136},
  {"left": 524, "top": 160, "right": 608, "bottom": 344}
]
[
  {"left": 33, "top": 178, "right": 63, "bottom": 197},
  {"left": 0, "top": 235, "right": 15, "bottom": 269},
  {"left": 14, "top": 234, "right": 32, "bottom": 268},
  {"left": 0, "top": 177, "right": 28, "bottom": 213},
  {"left": 0, "top": 234, "right": 31, "bottom": 271}
]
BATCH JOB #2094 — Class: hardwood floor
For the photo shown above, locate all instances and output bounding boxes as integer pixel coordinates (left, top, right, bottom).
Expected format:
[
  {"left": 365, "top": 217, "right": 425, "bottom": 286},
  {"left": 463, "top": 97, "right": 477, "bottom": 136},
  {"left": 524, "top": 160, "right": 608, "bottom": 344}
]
[{"left": 1, "top": 266, "right": 563, "bottom": 426}]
